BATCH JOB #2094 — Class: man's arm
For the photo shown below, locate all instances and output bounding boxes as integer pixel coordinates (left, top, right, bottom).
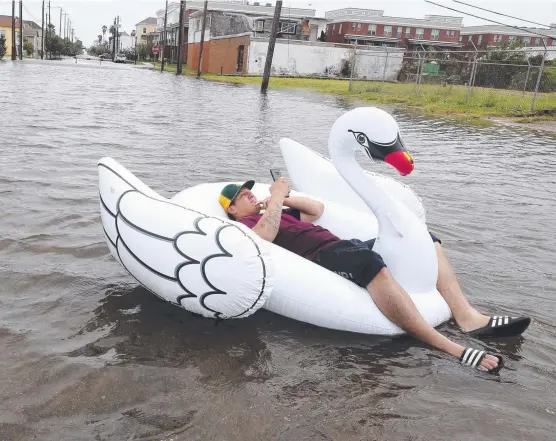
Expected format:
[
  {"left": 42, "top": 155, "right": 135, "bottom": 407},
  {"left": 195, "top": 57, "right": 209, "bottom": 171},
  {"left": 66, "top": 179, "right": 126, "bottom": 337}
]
[
  {"left": 283, "top": 196, "right": 325, "bottom": 223},
  {"left": 251, "top": 177, "right": 290, "bottom": 242},
  {"left": 251, "top": 194, "right": 286, "bottom": 242}
]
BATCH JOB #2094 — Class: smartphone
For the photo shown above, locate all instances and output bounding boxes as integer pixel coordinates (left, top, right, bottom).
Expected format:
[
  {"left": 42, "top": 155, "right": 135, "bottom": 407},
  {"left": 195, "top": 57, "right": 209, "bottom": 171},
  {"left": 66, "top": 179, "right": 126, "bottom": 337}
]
[
  {"left": 270, "top": 169, "right": 290, "bottom": 197},
  {"left": 270, "top": 169, "right": 282, "bottom": 182}
]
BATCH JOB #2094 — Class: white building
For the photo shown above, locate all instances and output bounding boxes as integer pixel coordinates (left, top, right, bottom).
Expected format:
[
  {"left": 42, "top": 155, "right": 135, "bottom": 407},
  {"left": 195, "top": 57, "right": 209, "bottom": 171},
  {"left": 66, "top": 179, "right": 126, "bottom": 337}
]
[{"left": 118, "top": 31, "right": 134, "bottom": 50}]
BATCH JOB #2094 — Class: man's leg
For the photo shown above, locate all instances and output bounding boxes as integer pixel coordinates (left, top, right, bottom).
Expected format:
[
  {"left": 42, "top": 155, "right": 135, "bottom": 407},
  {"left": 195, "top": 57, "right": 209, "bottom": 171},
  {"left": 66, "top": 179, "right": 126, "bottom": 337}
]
[
  {"left": 434, "top": 242, "right": 490, "bottom": 332},
  {"left": 366, "top": 268, "right": 500, "bottom": 372},
  {"left": 314, "top": 240, "right": 500, "bottom": 371}
]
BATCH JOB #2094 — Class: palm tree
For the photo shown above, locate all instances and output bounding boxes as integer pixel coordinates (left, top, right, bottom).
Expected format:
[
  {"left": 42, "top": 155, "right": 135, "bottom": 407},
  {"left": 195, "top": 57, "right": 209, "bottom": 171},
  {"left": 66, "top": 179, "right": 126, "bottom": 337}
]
[
  {"left": 102, "top": 25, "right": 107, "bottom": 42},
  {"left": 98, "top": 34, "right": 102, "bottom": 45}
]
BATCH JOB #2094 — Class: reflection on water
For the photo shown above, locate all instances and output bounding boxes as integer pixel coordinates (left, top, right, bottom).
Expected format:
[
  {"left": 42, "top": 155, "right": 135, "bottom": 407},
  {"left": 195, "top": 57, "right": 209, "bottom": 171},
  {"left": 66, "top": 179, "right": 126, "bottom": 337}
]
[{"left": 0, "top": 59, "right": 555, "bottom": 441}]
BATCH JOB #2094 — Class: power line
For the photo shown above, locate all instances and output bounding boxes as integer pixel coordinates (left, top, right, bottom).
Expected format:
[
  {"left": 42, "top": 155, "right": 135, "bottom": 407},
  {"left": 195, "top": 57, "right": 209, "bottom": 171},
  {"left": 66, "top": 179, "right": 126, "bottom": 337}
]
[
  {"left": 452, "top": 0, "right": 552, "bottom": 29},
  {"left": 424, "top": 0, "right": 556, "bottom": 41},
  {"left": 22, "top": 3, "right": 41, "bottom": 24}
]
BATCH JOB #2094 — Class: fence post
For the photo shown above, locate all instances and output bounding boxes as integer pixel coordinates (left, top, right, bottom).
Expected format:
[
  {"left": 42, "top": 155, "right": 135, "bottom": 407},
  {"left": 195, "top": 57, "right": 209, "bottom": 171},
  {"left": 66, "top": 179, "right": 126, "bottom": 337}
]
[
  {"left": 414, "top": 53, "right": 422, "bottom": 94},
  {"left": 381, "top": 47, "right": 389, "bottom": 92},
  {"left": 531, "top": 39, "right": 547, "bottom": 112},
  {"left": 349, "top": 44, "right": 357, "bottom": 92},
  {"left": 466, "top": 43, "right": 478, "bottom": 104},
  {"left": 523, "top": 58, "right": 531, "bottom": 97}
]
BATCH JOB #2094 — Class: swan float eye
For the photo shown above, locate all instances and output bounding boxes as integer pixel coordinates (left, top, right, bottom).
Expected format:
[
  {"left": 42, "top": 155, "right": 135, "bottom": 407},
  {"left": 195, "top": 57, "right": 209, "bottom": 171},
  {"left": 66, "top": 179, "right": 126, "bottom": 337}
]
[{"left": 349, "top": 130, "right": 370, "bottom": 149}]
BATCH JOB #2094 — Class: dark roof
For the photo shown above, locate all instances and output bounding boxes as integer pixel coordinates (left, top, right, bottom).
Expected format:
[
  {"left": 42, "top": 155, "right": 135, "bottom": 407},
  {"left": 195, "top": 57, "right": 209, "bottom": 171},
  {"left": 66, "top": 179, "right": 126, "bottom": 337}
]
[
  {"left": 0, "top": 15, "right": 20, "bottom": 27},
  {"left": 136, "top": 17, "right": 157, "bottom": 26}
]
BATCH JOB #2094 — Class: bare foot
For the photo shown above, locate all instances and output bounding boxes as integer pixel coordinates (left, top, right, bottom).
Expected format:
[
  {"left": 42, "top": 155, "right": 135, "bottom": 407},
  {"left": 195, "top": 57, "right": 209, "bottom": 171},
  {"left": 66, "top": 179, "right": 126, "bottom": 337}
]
[
  {"left": 455, "top": 309, "right": 490, "bottom": 333},
  {"left": 477, "top": 354, "right": 500, "bottom": 372},
  {"left": 460, "top": 348, "right": 502, "bottom": 372}
]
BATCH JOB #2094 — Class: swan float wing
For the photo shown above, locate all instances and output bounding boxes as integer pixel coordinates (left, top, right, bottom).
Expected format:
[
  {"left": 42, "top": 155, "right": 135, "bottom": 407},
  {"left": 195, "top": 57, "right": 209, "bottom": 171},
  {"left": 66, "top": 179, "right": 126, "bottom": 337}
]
[{"left": 98, "top": 158, "right": 274, "bottom": 320}]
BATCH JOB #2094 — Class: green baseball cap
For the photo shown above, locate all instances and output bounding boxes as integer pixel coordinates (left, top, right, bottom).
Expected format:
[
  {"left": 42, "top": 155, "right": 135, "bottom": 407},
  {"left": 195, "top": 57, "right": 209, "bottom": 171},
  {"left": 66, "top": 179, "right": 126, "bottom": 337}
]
[{"left": 219, "top": 180, "right": 255, "bottom": 214}]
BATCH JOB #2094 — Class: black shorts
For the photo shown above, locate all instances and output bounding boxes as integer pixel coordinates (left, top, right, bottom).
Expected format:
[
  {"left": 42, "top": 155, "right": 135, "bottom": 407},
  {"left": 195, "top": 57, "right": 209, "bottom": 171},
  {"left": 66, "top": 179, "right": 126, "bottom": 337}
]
[{"left": 313, "top": 233, "right": 441, "bottom": 288}]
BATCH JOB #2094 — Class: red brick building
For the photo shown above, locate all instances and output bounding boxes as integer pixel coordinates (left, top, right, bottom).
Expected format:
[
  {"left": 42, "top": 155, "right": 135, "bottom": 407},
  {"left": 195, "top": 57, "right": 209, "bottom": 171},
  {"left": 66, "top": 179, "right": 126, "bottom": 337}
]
[
  {"left": 325, "top": 8, "right": 463, "bottom": 51},
  {"left": 460, "top": 25, "right": 556, "bottom": 49}
]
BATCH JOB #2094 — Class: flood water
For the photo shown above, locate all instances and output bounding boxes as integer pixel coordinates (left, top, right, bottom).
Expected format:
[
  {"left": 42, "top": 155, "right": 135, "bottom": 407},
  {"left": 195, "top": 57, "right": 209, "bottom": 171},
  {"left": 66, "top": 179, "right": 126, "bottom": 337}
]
[{"left": 1, "top": 59, "right": 555, "bottom": 441}]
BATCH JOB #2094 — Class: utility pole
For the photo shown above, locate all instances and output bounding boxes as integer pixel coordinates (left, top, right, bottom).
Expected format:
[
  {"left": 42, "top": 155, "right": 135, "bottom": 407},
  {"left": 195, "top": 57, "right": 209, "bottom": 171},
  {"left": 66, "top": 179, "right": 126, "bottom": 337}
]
[
  {"left": 71, "top": 28, "right": 74, "bottom": 43},
  {"left": 261, "top": 0, "right": 282, "bottom": 92},
  {"left": 11, "top": 0, "right": 16, "bottom": 60},
  {"left": 48, "top": 1, "right": 51, "bottom": 59},
  {"left": 161, "top": 0, "right": 168, "bottom": 72},
  {"left": 111, "top": 17, "right": 116, "bottom": 60},
  {"left": 196, "top": 0, "right": 208, "bottom": 78},
  {"left": 19, "top": 0, "right": 23, "bottom": 60},
  {"left": 177, "top": 0, "right": 185, "bottom": 74},
  {"left": 115, "top": 16, "right": 119, "bottom": 51},
  {"left": 59, "top": 8, "right": 62, "bottom": 38},
  {"left": 41, "top": 0, "right": 44, "bottom": 59},
  {"left": 63, "top": 13, "right": 67, "bottom": 40}
]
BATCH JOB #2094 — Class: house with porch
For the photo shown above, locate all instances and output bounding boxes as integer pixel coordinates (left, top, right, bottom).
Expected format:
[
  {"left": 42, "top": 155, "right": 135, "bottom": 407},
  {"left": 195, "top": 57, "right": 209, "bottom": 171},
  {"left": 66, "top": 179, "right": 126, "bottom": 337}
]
[
  {"left": 22, "top": 20, "right": 42, "bottom": 57},
  {"left": 0, "top": 15, "right": 21, "bottom": 58},
  {"left": 186, "top": 2, "right": 326, "bottom": 72}
]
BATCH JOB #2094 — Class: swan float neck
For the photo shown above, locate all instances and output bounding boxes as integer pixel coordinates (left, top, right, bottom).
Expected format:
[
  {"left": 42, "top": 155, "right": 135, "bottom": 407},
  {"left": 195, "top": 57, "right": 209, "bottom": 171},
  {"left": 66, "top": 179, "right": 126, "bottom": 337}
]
[
  {"left": 327, "top": 107, "right": 438, "bottom": 293},
  {"left": 328, "top": 107, "right": 415, "bottom": 235}
]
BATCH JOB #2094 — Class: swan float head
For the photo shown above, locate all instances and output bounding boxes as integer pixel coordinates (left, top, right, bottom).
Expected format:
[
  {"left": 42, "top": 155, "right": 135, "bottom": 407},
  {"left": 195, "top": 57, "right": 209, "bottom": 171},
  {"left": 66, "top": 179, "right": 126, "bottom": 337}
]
[{"left": 328, "top": 107, "right": 414, "bottom": 176}]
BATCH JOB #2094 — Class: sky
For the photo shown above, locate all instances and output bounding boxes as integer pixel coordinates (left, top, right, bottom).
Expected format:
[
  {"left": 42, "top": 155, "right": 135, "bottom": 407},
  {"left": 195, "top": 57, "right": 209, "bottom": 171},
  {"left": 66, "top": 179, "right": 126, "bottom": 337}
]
[{"left": 0, "top": 0, "right": 554, "bottom": 46}]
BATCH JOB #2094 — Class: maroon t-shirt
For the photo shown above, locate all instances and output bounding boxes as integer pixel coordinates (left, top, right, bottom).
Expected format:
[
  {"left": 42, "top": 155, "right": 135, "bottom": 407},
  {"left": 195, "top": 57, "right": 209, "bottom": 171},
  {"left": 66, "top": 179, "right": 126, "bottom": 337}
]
[{"left": 239, "top": 208, "right": 340, "bottom": 261}]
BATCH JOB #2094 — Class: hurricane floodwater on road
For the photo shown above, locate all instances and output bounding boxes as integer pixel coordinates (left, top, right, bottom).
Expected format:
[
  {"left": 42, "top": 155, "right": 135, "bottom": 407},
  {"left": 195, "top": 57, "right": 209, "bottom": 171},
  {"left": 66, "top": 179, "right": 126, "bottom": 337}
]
[{"left": 1, "top": 59, "right": 555, "bottom": 441}]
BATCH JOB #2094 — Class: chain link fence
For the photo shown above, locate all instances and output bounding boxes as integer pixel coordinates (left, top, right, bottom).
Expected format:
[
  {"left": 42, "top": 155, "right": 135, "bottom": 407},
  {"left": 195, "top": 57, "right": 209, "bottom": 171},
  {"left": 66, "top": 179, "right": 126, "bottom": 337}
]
[{"left": 348, "top": 46, "right": 556, "bottom": 114}]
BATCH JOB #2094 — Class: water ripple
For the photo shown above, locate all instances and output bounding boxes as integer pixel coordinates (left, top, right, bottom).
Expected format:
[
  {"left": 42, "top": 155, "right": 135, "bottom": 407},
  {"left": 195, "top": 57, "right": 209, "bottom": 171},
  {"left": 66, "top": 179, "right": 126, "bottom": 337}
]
[{"left": 0, "top": 59, "right": 555, "bottom": 441}]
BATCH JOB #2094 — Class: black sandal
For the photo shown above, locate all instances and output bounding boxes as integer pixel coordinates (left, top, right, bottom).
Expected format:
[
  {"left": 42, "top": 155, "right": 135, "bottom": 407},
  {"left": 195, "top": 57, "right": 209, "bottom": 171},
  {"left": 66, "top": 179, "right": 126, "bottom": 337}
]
[
  {"left": 468, "top": 316, "right": 531, "bottom": 338},
  {"left": 460, "top": 347, "right": 504, "bottom": 373}
]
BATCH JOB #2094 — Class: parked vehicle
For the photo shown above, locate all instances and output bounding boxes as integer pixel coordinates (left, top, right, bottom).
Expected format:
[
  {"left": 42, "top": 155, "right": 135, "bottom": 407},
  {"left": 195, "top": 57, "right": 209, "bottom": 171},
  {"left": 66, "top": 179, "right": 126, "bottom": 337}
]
[{"left": 114, "top": 53, "right": 127, "bottom": 63}]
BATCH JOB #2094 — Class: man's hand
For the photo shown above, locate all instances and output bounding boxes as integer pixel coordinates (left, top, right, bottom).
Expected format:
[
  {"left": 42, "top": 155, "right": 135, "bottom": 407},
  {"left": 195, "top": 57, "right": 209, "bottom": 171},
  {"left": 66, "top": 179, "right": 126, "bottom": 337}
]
[
  {"left": 258, "top": 197, "right": 271, "bottom": 211},
  {"left": 270, "top": 177, "right": 290, "bottom": 198}
]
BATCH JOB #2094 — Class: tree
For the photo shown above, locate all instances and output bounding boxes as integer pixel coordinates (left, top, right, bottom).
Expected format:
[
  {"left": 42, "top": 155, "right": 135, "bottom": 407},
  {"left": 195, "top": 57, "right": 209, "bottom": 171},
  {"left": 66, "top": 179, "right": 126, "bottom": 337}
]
[
  {"left": 24, "top": 40, "right": 34, "bottom": 56},
  {"left": 98, "top": 34, "right": 102, "bottom": 44},
  {"left": 318, "top": 30, "right": 327, "bottom": 42},
  {"left": 138, "top": 43, "right": 154, "bottom": 60},
  {"left": 0, "top": 35, "right": 6, "bottom": 60},
  {"left": 473, "top": 41, "right": 527, "bottom": 89}
]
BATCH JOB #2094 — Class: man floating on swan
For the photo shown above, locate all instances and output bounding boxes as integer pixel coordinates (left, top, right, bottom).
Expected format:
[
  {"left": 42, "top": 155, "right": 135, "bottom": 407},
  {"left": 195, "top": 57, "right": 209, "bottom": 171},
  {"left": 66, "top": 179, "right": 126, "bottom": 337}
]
[{"left": 219, "top": 107, "right": 530, "bottom": 374}]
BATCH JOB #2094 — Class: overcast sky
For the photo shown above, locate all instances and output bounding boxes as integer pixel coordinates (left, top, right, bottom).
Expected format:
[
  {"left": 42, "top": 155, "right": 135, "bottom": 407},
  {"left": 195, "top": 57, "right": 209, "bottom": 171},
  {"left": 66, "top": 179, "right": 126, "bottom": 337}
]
[{"left": 1, "top": 0, "right": 554, "bottom": 46}]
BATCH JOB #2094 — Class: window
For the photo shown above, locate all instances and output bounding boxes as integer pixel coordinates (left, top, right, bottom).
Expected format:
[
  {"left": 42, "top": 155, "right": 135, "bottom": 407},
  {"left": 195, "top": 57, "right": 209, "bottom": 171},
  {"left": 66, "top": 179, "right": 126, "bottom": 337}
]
[
  {"left": 143, "top": 27, "right": 147, "bottom": 34},
  {"left": 509, "top": 35, "right": 516, "bottom": 42},
  {"left": 368, "top": 24, "right": 376, "bottom": 36},
  {"left": 523, "top": 37, "right": 531, "bottom": 46},
  {"left": 478, "top": 35, "right": 483, "bottom": 45},
  {"left": 405, "top": 27, "right": 411, "bottom": 38},
  {"left": 254, "top": 20, "right": 264, "bottom": 32},
  {"left": 332, "top": 24, "right": 336, "bottom": 33},
  {"left": 459, "top": 35, "right": 462, "bottom": 42},
  {"left": 279, "top": 21, "right": 297, "bottom": 34},
  {"left": 0, "top": 30, "right": 6, "bottom": 39},
  {"left": 534, "top": 37, "right": 540, "bottom": 46},
  {"left": 383, "top": 25, "right": 392, "bottom": 38},
  {"left": 357, "top": 23, "right": 362, "bottom": 31},
  {"left": 397, "top": 27, "right": 402, "bottom": 39},
  {"left": 416, "top": 28, "right": 424, "bottom": 39},
  {"left": 352, "top": 22, "right": 356, "bottom": 30},
  {"left": 431, "top": 29, "right": 440, "bottom": 40}
]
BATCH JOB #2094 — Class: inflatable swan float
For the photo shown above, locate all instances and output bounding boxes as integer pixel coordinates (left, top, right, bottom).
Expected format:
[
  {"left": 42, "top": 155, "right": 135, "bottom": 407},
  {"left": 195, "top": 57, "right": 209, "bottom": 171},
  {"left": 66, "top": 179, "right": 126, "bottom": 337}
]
[{"left": 98, "top": 107, "right": 451, "bottom": 335}]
